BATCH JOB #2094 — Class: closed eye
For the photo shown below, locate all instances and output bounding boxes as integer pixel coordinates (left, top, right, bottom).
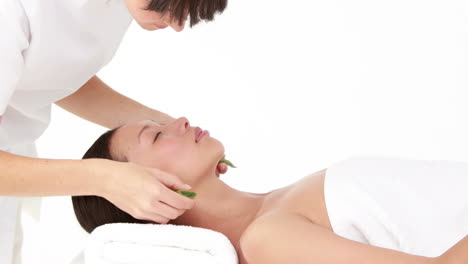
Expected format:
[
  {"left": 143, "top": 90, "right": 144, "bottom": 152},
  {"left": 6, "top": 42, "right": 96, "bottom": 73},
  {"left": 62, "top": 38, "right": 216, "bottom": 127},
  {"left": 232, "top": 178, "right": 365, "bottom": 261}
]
[{"left": 154, "top": 131, "right": 162, "bottom": 143}]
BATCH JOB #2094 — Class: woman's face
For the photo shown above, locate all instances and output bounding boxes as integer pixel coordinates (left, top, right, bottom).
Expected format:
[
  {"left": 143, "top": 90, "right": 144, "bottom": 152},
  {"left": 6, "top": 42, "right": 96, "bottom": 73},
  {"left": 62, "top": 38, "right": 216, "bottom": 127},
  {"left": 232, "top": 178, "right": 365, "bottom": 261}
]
[
  {"left": 110, "top": 117, "right": 225, "bottom": 183},
  {"left": 124, "top": 0, "right": 186, "bottom": 32}
]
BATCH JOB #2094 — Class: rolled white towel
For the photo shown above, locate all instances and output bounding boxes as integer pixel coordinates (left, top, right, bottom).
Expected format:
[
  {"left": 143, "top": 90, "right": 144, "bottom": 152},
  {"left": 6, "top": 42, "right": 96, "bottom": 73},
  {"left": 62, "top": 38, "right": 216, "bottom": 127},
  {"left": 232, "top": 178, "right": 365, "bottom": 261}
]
[{"left": 83, "top": 223, "right": 239, "bottom": 264}]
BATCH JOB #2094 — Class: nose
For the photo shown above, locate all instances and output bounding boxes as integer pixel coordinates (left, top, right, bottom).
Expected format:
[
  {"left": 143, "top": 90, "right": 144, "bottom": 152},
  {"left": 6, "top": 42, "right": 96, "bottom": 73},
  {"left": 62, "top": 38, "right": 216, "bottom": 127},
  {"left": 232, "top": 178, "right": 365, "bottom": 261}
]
[{"left": 171, "top": 117, "right": 190, "bottom": 135}]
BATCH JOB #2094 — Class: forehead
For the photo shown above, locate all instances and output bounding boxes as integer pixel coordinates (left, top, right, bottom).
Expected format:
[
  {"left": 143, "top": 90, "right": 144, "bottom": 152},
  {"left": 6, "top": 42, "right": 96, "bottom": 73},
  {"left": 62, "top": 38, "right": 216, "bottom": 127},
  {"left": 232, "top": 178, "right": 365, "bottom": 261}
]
[
  {"left": 118, "top": 120, "right": 153, "bottom": 137},
  {"left": 110, "top": 120, "right": 161, "bottom": 158}
]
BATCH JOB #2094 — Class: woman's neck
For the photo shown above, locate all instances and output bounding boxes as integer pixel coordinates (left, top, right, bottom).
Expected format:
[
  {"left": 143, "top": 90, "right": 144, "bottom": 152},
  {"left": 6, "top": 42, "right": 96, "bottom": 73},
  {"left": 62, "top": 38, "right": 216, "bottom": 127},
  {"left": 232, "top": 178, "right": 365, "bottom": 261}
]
[{"left": 170, "top": 174, "right": 272, "bottom": 254}]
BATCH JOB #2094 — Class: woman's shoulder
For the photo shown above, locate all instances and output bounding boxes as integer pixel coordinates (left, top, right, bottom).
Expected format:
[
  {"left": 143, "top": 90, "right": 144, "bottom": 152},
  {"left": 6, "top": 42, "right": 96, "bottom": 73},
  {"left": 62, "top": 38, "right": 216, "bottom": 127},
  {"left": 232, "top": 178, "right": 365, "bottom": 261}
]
[
  {"left": 240, "top": 210, "right": 327, "bottom": 263},
  {"left": 244, "top": 169, "right": 332, "bottom": 238},
  {"left": 277, "top": 169, "right": 332, "bottom": 229},
  {"left": 240, "top": 211, "right": 293, "bottom": 258}
]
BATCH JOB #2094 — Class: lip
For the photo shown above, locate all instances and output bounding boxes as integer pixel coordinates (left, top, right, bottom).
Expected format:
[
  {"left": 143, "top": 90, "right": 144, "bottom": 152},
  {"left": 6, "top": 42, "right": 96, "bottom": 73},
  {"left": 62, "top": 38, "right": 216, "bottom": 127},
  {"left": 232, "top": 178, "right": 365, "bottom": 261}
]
[
  {"left": 195, "top": 127, "right": 209, "bottom": 143},
  {"left": 155, "top": 24, "right": 168, "bottom": 29}
]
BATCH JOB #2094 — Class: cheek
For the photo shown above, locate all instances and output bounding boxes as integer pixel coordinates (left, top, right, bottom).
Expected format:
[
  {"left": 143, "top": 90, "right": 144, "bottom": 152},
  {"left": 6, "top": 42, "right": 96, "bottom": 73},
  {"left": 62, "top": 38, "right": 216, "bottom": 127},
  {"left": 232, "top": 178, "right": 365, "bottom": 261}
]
[
  {"left": 154, "top": 140, "right": 199, "bottom": 172},
  {"left": 194, "top": 138, "right": 225, "bottom": 171}
]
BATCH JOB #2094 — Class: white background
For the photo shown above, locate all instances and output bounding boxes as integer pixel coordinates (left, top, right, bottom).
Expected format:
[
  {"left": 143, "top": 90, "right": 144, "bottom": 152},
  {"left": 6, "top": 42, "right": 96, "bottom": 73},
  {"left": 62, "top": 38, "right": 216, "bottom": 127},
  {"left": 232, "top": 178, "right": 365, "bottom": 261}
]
[{"left": 29, "top": 0, "right": 468, "bottom": 262}]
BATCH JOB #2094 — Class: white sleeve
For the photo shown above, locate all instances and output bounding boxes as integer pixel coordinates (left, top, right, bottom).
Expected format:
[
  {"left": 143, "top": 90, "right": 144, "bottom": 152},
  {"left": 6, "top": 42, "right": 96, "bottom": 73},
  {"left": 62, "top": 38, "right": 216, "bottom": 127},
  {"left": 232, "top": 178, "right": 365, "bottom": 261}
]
[{"left": 0, "top": 0, "right": 30, "bottom": 115}]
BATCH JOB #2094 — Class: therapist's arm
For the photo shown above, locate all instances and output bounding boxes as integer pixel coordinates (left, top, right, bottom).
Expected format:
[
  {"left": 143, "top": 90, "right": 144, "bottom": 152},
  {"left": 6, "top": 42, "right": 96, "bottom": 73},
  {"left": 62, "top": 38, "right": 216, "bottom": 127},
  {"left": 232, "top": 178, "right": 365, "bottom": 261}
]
[
  {"left": 0, "top": 149, "right": 196, "bottom": 223},
  {"left": 55, "top": 75, "right": 175, "bottom": 129},
  {"left": 0, "top": 149, "right": 102, "bottom": 196}
]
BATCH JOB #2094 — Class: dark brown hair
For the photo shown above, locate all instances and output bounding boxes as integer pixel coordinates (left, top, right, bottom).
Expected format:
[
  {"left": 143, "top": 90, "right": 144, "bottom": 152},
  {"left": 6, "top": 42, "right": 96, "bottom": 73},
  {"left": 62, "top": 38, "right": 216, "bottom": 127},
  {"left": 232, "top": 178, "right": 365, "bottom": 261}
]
[
  {"left": 71, "top": 128, "right": 151, "bottom": 233},
  {"left": 146, "top": 0, "right": 228, "bottom": 27}
]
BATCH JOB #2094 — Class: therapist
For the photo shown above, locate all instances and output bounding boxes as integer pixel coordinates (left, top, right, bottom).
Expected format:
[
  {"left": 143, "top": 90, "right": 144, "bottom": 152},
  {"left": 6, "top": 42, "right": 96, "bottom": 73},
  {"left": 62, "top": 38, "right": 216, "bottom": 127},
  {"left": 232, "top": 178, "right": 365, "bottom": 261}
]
[{"left": 0, "top": 0, "right": 228, "bottom": 262}]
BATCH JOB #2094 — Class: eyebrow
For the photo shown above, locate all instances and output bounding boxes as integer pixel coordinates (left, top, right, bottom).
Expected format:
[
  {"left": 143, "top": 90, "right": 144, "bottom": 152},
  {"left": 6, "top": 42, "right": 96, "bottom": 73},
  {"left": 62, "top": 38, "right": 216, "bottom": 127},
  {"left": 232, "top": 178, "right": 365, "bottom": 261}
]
[
  {"left": 138, "top": 125, "right": 151, "bottom": 144},
  {"left": 151, "top": 120, "right": 166, "bottom": 126}
]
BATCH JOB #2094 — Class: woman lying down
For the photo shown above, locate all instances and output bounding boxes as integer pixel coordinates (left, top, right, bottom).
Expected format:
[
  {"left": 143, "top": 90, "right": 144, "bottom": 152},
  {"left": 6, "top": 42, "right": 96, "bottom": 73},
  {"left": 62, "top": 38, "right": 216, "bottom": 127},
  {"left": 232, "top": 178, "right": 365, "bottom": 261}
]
[{"left": 72, "top": 117, "right": 468, "bottom": 264}]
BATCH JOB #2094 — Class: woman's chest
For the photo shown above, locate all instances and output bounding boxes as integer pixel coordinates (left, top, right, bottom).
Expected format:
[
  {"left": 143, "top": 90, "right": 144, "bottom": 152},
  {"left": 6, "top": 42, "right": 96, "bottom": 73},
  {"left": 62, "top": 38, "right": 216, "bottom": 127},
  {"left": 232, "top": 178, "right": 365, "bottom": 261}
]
[
  {"left": 239, "top": 170, "right": 334, "bottom": 264},
  {"left": 260, "top": 169, "right": 333, "bottom": 231}
]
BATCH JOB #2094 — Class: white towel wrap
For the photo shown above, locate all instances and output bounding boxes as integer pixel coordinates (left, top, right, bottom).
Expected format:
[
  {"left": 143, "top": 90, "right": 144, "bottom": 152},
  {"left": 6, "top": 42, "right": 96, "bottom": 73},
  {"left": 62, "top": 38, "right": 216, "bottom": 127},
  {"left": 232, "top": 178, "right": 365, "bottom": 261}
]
[{"left": 325, "top": 156, "right": 468, "bottom": 257}]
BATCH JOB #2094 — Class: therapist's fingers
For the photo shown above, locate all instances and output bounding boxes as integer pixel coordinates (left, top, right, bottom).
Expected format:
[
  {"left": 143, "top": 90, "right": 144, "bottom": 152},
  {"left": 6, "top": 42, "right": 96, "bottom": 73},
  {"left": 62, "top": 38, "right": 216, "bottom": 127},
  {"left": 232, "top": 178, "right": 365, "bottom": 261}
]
[
  {"left": 217, "top": 162, "right": 228, "bottom": 175},
  {"left": 139, "top": 202, "right": 185, "bottom": 224},
  {"left": 149, "top": 201, "right": 187, "bottom": 223},
  {"left": 158, "top": 185, "right": 196, "bottom": 211},
  {"left": 139, "top": 213, "right": 171, "bottom": 224},
  {"left": 140, "top": 189, "right": 193, "bottom": 224},
  {"left": 124, "top": 187, "right": 192, "bottom": 223},
  {"left": 152, "top": 168, "right": 193, "bottom": 192}
]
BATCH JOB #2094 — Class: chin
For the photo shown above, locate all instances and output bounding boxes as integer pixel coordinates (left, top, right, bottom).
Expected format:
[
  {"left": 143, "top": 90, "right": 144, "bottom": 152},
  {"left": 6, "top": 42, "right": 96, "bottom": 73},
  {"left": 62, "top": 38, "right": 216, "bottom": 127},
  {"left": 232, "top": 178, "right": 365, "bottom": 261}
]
[
  {"left": 202, "top": 139, "right": 225, "bottom": 167},
  {"left": 211, "top": 138, "right": 225, "bottom": 157}
]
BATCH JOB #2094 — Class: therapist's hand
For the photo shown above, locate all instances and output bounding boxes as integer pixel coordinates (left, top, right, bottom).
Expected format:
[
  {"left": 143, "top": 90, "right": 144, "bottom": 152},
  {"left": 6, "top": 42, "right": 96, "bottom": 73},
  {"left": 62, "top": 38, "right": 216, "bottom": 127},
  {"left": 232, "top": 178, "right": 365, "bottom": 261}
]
[
  {"left": 93, "top": 159, "right": 195, "bottom": 224},
  {"left": 216, "top": 162, "right": 228, "bottom": 176}
]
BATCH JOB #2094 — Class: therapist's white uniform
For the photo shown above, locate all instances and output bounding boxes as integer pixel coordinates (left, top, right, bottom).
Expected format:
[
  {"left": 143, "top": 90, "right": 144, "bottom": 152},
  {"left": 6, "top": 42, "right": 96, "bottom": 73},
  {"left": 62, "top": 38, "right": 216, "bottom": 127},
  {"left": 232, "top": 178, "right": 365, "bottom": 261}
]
[{"left": 0, "top": 0, "right": 132, "bottom": 262}]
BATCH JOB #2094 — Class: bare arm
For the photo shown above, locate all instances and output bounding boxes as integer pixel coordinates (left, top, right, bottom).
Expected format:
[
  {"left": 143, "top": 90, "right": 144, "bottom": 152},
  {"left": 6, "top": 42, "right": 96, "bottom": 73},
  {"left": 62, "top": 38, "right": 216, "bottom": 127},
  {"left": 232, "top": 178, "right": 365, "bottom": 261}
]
[
  {"left": 55, "top": 75, "right": 175, "bottom": 128},
  {"left": 240, "top": 212, "right": 436, "bottom": 264},
  {"left": 0, "top": 149, "right": 196, "bottom": 223},
  {"left": 0, "top": 149, "right": 99, "bottom": 196},
  {"left": 0, "top": 115, "right": 99, "bottom": 196}
]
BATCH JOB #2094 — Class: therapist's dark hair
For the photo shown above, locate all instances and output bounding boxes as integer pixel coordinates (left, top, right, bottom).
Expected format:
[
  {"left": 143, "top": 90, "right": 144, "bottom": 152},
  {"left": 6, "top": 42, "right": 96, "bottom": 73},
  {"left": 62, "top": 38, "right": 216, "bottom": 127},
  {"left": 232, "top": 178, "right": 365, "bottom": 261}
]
[
  {"left": 71, "top": 128, "right": 152, "bottom": 234},
  {"left": 146, "top": 0, "right": 228, "bottom": 27}
]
